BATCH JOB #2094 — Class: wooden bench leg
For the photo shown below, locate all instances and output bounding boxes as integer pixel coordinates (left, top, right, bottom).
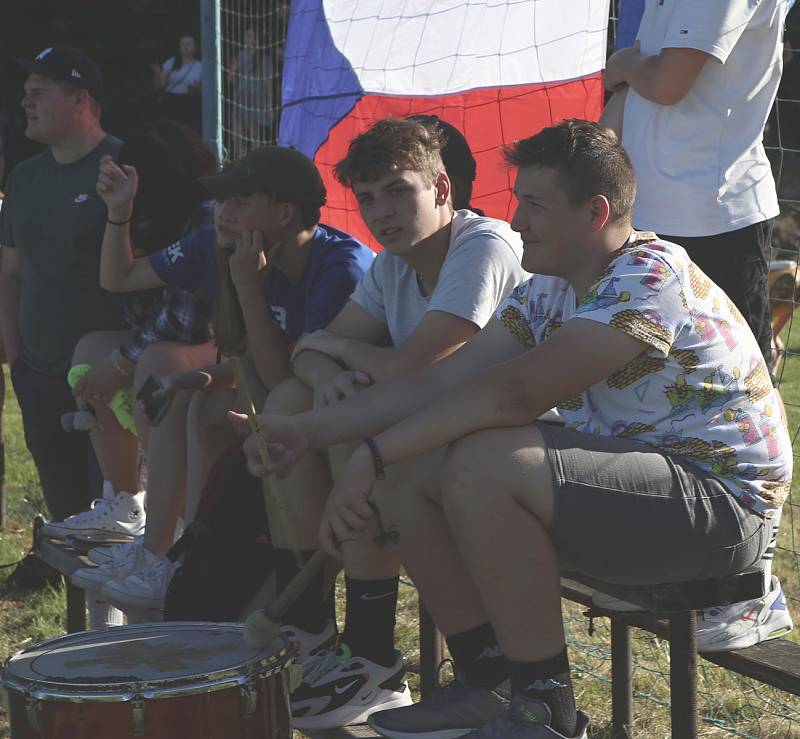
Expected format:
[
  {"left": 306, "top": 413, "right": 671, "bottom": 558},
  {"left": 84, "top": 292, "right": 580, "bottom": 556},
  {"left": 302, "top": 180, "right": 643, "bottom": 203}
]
[
  {"left": 65, "top": 580, "right": 86, "bottom": 633},
  {"left": 669, "top": 611, "right": 698, "bottom": 739},
  {"left": 419, "top": 602, "right": 444, "bottom": 697},
  {"left": 610, "top": 616, "right": 633, "bottom": 739}
]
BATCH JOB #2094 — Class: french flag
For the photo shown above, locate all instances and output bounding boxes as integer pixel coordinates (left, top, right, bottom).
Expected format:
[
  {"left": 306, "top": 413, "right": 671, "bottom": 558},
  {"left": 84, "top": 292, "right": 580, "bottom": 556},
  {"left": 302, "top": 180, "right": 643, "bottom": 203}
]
[{"left": 279, "top": 0, "right": 609, "bottom": 247}]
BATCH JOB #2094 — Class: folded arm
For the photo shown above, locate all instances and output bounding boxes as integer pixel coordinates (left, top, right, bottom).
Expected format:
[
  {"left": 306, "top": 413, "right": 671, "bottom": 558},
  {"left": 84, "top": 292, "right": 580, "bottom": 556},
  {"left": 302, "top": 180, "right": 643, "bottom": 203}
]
[{"left": 605, "top": 46, "right": 710, "bottom": 106}]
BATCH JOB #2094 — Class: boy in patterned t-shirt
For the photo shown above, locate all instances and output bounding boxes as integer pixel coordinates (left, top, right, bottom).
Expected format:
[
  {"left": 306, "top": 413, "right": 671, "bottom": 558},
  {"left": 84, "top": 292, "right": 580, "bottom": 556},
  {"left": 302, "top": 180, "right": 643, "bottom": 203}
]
[{"left": 239, "top": 120, "right": 791, "bottom": 739}]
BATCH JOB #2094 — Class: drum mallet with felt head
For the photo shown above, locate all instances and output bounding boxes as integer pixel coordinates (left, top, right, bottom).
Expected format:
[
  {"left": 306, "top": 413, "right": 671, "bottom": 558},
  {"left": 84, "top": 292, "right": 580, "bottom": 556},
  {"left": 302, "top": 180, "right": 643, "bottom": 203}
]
[{"left": 244, "top": 548, "right": 327, "bottom": 646}]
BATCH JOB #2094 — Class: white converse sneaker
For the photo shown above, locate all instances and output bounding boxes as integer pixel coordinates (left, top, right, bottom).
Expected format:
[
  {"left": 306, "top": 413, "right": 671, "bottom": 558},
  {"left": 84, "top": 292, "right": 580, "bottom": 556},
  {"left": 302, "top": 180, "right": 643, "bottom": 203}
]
[
  {"left": 291, "top": 643, "right": 413, "bottom": 731},
  {"left": 42, "top": 491, "right": 146, "bottom": 540},
  {"left": 282, "top": 619, "right": 337, "bottom": 666},
  {"left": 71, "top": 540, "right": 149, "bottom": 591},
  {"left": 87, "top": 536, "right": 144, "bottom": 565},
  {"left": 697, "top": 576, "right": 793, "bottom": 652},
  {"left": 100, "top": 555, "right": 176, "bottom": 610}
]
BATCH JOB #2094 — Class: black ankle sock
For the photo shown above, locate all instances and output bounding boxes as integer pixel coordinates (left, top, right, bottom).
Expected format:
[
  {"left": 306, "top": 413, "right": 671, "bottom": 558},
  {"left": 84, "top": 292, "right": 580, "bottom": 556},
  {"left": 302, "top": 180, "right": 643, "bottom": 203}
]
[
  {"left": 445, "top": 622, "right": 509, "bottom": 689},
  {"left": 508, "top": 647, "right": 577, "bottom": 737},
  {"left": 275, "top": 548, "right": 325, "bottom": 634},
  {"left": 340, "top": 576, "right": 398, "bottom": 667}
]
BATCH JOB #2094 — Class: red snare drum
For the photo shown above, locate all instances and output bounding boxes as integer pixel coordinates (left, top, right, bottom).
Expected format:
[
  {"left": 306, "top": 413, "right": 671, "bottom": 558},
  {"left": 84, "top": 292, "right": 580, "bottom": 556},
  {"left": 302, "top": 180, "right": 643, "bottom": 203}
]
[{"left": 2, "top": 622, "right": 293, "bottom": 738}]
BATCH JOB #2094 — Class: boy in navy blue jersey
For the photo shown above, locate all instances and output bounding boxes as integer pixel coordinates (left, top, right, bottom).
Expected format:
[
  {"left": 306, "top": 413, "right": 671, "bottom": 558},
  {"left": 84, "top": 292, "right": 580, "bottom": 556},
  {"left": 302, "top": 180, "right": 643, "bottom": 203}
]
[{"left": 68, "top": 146, "right": 373, "bottom": 611}]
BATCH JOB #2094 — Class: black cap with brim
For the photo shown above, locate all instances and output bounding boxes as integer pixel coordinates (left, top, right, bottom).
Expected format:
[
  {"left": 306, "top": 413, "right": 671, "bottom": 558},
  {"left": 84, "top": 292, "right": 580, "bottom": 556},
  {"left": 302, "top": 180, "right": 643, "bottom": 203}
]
[
  {"left": 198, "top": 164, "right": 256, "bottom": 200},
  {"left": 199, "top": 146, "right": 326, "bottom": 207},
  {"left": 13, "top": 46, "right": 104, "bottom": 102}
]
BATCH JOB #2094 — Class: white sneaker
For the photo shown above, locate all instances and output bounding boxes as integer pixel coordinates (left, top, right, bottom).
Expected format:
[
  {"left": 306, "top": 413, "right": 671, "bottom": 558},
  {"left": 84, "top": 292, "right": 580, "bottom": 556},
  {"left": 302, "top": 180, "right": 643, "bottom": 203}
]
[
  {"left": 697, "top": 576, "right": 793, "bottom": 652},
  {"left": 100, "top": 555, "right": 176, "bottom": 610},
  {"left": 282, "top": 619, "right": 337, "bottom": 666},
  {"left": 71, "top": 540, "right": 150, "bottom": 591},
  {"left": 291, "top": 643, "right": 413, "bottom": 731},
  {"left": 42, "top": 491, "right": 146, "bottom": 540},
  {"left": 87, "top": 536, "right": 144, "bottom": 565}
]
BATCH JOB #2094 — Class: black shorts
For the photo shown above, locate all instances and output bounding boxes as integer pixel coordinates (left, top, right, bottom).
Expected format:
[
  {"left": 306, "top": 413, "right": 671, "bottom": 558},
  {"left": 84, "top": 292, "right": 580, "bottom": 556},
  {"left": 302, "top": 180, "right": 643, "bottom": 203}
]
[
  {"left": 660, "top": 220, "right": 774, "bottom": 378},
  {"left": 539, "top": 424, "right": 771, "bottom": 586}
]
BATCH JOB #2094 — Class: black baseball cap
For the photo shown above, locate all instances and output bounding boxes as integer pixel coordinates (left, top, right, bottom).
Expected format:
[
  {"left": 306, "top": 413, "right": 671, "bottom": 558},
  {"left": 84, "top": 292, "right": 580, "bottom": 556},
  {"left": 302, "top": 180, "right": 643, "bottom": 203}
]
[
  {"left": 199, "top": 146, "right": 327, "bottom": 207},
  {"left": 13, "top": 46, "right": 104, "bottom": 102},
  {"left": 408, "top": 114, "right": 477, "bottom": 183}
]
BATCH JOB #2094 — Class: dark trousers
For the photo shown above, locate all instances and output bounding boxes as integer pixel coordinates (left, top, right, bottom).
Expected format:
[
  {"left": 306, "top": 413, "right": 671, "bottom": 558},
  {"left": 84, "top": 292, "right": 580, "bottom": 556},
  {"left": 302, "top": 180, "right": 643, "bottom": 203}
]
[
  {"left": 10, "top": 357, "right": 100, "bottom": 521},
  {"left": 661, "top": 220, "right": 774, "bottom": 373}
]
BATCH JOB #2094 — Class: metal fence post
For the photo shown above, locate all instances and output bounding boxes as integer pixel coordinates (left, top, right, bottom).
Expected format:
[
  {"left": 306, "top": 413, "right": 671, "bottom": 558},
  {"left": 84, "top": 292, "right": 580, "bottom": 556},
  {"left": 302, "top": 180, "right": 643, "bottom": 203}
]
[{"left": 201, "top": 0, "right": 223, "bottom": 163}]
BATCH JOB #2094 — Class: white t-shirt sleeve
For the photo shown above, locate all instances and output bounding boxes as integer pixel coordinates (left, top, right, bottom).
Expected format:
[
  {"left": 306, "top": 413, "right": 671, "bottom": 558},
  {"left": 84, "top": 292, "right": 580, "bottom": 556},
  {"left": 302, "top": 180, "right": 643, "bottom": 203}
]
[
  {"left": 162, "top": 57, "right": 175, "bottom": 73},
  {"left": 662, "top": 0, "right": 759, "bottom": 63},
  {"left": 350, "top": 254, "right": 389, "bottom": 325},
  {"left": 428, "top": 230, "right": 523, "bottom": 329}
]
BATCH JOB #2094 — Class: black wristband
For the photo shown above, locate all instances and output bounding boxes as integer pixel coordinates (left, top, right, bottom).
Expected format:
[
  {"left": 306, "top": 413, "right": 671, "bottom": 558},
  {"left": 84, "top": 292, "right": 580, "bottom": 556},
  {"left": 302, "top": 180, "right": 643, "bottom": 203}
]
[
  {"left": 363, "top": 436, "right": 386, "bottom": 480},
  {"left": 107, "top": 217, "right": 132, "bottom": 226}
]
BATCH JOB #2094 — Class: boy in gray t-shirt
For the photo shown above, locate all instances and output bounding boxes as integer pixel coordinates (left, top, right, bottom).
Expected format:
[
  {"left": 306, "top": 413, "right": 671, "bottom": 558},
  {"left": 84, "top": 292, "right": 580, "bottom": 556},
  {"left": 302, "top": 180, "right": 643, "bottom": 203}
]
[{"left": 244, "top": 118, "right": 525, "bottom": 731}]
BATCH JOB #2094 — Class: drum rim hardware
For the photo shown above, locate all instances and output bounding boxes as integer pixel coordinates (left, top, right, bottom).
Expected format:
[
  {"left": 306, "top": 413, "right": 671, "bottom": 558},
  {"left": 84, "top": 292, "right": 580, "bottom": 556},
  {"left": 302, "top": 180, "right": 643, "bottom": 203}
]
[{"left": 2, "top": 621, "right": 292, "bottom": 703}]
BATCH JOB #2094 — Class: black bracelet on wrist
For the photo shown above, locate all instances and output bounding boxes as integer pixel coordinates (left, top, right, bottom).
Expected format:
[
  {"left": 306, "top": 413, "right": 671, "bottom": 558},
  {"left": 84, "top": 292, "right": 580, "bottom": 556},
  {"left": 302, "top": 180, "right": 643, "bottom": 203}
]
[
  {"left": 107, "top": 217, "right": 132, "bottom": 226},
  {"left": 363, "top": 436, "right": 386, "bottom": 480}
]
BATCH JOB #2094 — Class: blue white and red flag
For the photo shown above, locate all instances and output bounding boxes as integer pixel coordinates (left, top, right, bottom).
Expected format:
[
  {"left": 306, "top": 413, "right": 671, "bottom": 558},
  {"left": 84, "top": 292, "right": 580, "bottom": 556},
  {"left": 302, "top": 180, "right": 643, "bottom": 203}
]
[{"left": 279, "top": 0, "right": 609, "bottom": 247}]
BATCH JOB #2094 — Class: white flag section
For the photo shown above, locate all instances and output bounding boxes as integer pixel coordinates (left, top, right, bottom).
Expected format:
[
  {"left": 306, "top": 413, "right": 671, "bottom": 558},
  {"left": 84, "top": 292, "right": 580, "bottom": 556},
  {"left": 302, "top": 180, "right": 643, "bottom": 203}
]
[
  {"left": 323, "top": 0, "right": 609, "bottom": 94},
  {"left": 280, "top": 0, "right": 610, "bottom": 246}
]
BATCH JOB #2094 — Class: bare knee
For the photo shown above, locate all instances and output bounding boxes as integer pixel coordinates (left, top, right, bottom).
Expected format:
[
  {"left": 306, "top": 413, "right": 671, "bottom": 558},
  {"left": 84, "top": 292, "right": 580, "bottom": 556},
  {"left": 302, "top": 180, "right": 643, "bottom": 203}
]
[
  {"left": 135, "top": 342, "right": 212, "bottom": 387},
  {"left": 441, "top": 434, "right": 494, "bottom": 511},
  {"left": 72, "top": 330, "right": 132, "bottom": 365},
  {"left": 441, "top": 426, "right": 549, "bottom": 511},
  {"left": 264, "top": 377, "right": 313, "bottom": 416},
  {"left": 380, "top": 450, "right": 445, "bottom": 512}
]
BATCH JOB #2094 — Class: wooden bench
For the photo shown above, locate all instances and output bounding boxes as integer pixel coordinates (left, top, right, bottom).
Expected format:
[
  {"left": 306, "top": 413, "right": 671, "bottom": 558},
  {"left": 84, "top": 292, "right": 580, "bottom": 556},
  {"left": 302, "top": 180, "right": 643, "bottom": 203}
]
[
  {"left": 372, "top": 566, "right": 800, "bottom": 739},
  {"left": 416, "top": 569, "right": 800, "bottom": 739},
  {"left": 562, "top": 570, "right": 767, "bottom": 739}
]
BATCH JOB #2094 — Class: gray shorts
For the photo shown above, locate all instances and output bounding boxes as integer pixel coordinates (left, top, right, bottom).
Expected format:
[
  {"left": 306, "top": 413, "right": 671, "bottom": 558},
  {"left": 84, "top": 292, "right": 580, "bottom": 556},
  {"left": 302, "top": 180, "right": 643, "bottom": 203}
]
[{"left": 538, "top": 423, "right": 771, "bottom": 586}]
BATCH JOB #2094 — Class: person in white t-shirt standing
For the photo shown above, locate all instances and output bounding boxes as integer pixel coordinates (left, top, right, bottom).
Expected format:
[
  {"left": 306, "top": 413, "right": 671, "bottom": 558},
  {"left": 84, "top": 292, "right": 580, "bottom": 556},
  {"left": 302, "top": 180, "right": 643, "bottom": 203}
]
[
  {"left": 150, "top": 34, "right": 203, "bottom": 132},
  {"left": 603, "top": 0, "right": 785, "bottom": 371},
  {"left": 601, "top": 0, "right": 792, "bottom": 653}
]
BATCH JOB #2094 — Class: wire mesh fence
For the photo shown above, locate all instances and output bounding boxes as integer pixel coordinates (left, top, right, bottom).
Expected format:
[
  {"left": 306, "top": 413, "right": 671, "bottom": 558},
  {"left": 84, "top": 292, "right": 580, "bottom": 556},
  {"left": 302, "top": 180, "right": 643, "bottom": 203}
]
[{"left": 219, "top": 0, "right": 289, "bottom": 160}]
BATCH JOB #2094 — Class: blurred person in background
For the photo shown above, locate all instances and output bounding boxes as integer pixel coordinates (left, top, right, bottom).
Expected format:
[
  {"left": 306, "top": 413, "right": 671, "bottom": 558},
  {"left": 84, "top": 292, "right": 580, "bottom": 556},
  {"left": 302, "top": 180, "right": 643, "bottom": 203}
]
[
  {"left": 151, "top": 34, "right": 202, "bottom": 132},
  {"left": 228, "top": 27, "right": 274, "bottom": 157}
]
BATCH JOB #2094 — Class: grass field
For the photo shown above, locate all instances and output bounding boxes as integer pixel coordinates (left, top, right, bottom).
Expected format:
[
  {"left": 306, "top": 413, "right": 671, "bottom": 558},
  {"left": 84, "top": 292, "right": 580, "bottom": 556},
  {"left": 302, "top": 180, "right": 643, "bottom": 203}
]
[{"left": 0, "top": 324, "right": 799, "bottom": 738}]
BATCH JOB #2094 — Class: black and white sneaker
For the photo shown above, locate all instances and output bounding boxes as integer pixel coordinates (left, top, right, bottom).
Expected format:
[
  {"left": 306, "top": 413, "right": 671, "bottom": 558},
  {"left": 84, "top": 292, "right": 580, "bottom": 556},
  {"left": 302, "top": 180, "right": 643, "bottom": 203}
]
[
  {"left": 282, "top": 619, "right": 337, "bottom": 665},
  {"left": 368, "top": 679, "right": 510, "bottom": 738},
  {"left": 291, "top": 642, "right": 413, "bottom": 731}
]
